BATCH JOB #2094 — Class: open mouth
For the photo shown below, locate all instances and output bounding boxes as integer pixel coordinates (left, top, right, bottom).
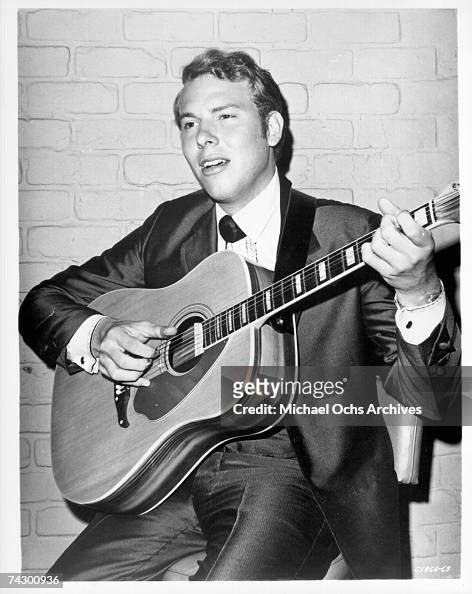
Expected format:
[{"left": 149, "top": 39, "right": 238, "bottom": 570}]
[{"left": 200, "top": 158, "right": 229, "bottom": 174}]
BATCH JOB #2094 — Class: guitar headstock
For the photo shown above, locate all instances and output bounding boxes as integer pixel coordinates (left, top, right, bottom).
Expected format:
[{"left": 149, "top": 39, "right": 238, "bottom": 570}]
[{"left": 433, "top": 182, "right": 460, "bottom": 224}]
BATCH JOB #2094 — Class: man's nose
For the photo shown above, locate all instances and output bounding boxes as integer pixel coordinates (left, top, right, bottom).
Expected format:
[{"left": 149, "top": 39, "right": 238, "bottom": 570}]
[{"left": 196, "top": 120, "right": 218, "bottom": 148}]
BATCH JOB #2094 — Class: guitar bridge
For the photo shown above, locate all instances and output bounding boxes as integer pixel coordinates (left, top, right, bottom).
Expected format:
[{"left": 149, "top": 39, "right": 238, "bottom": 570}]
[{"left": 114, "top": 383, "right": 130, "bottom": 428}]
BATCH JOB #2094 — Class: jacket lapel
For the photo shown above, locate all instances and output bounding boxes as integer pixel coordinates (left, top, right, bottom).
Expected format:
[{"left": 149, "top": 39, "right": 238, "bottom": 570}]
[
  {"left": 180, "top": 199, "right": 217, "bottom": 274},
  {"left": 277, "top": 175, "right": 321, "bottom": 264}
]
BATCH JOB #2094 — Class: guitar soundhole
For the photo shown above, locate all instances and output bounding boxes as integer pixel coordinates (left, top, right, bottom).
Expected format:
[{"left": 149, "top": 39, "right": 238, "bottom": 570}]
[{"left": 168, "top": 315, "right": 204, "bottom": 374}]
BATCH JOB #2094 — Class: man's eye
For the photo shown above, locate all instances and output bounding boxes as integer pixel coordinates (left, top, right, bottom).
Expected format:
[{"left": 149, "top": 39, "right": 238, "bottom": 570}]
[
  {"left": 182, "top": 121, "right": 196, "bottom": 130},
  {"left": 220, "top": 113, "right": 235, "bottom": 120}
]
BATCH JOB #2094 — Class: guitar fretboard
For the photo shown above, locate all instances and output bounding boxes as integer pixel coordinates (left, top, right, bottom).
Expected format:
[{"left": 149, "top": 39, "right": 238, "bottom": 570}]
[
  {"left": 201, "top": 201, "right": 436, "bottom": 348},
  {"left": 149, "top": 187, "right": 459, "bottom": 375}
]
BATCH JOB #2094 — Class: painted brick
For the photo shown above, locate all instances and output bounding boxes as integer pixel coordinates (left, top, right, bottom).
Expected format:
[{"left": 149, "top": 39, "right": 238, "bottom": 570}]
[
  {"left": 286, "top": 154, "right": 310, "bottom": 187},
  {"left": 74, "top": 119, "right": 166, "bottom": 150},
  {"left": 312, "top": 84, "right": 399, "bottom": 115},
  {"left": 400, "top": 10, "right": 457, "bottom": 45},
  {"left": 20, "top": 364, "right": 55, "bottom": 404},
  {"left": 291, "top": 119, "right": 353, "bottom": 149},
  {"left": 434, "top": 440, "right": 461, "bottom": 457},
  {"left": 26, "top": 154, "right": 119, "bottom": 185},
  {"left": 410, "top": 525, "right": 437, "bottom": 558},
  {"left": 356, "top": 48, "right": 436, "bottom": 80},
  {"left": 20, "top": 437, "right": 31, "bottom": 468},
  {"left": 20, "top": 262, "right": 67, "bottom": 293},
  {"left": 20, "top": 470, "right": 63, "bottom": 503},
  {"left": 35, "top": 438, "right": 52, "bottom": 467},
  {"left": 19, "top": 82, "right": 26, "bottom": 113},
  {"left": 437, "top": 45, "right": 457, "bottom": 78},
  {"left": 355, "top": 187, "right": 435, "bottom": 213},
  {"left": 19, "top": 190, "right": 74, "bottom": 222},
  {"left": 27, "top": 226, "right": 122, "bottom": 260},
  {"left": 76, "top": 190, "right": 164, "bottom": 220},
  {"left": 438, "top": 455, "right": 461, "bottom": 489},
  {"left": 172, "top": 48, "right": 260, "bottom": 79},
  {"left": 18, "top": 46, "right": 69, "bottom": 77},
  {"left": 313, "top": 153, "right": 399, "bottom": 185},
  {"left": 124, "top": 11, "right": 214, "bottom": 42},
  {"left": 280, "top": 83, "right": 308, "bottom": 115},
  {"left": 75, "top": 47, "right": 166, "bottom": 78},
  {"left": 313, "top": 154, "right": 354, "bottom": 185},
  {"left": 412, "top": 555, "right": 458, "bottom": 579},
  {"left": 410, "top": 489, "right": 461, "bottom": 525},
  {"left": 124, "top": 153, "right": 195, "bottom": 186},
  {"left": 22, "top": 537, "right": 75, "bottom": 570},
  {"left": 302, "top": 188, "right": 353, "bottom": 204},
  {"left": 26, "top": 9, "right": 123, "bottom": 41},
  {"left": 27, "top": 82, "right": 118, "bottom": 115},
  {"left": 400, "top": 80, "right": 457, "bottom": 114},
  {"left": 19, "top": 120, "right": 70, "bottom": 150},
  {"left": 37, "top": 506, "right": 86, "bottom": 536},
  {"left": 219, "top": 11, "right": 306, "bottom": 43},
  {"left": 354, "top": 153, "right": 399, "bottom": 185},
  {"left": 436, "top": 116, "right": 458, "bottom": 150},
  {"left": 399, "top": 152, "right": 457, "bottom": 186},
  {"left": 437, "top": 524, "right": 461, "bottom": 554},
  {"left": 124, "top": 82, "right": 181, "bottom": 115},
  {"left": 263, "top": 50, "right": 352, "bottom": 82},
  {"left": 20, "top": 404, "right": 51, "bottom": 433},
  {"left": 310, "top": 11, "right": 399, "bottom": 44},
  {"left": 355, "top": 118, "right": 435, "bottom": 149},
  {"left": 21, "top": 509, "right": 31, "bottom": 537}
]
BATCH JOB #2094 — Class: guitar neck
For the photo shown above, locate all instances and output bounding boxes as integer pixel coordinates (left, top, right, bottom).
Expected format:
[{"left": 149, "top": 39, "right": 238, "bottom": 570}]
[{"left": 198, "top": 188, "right": 459, "bottom": 351}]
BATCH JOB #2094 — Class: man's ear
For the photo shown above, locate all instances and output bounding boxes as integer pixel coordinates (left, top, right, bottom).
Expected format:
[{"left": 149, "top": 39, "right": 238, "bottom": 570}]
[{"left": 266, "top": 111, "right": 284, "bottom": 148}]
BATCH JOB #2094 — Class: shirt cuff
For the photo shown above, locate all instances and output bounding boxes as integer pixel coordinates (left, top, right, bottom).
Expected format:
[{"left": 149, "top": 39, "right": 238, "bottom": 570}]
[
  {"left": 395, "top": 289, "right": 446, "bottom": 345},
  {"left": 66, "top": 314, "right": 106, "bottom": 374}
]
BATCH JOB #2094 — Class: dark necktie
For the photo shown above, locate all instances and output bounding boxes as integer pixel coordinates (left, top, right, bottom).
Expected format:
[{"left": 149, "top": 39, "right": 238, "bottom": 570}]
[{"left": 219, "top": 215, "right": 246, "bottom": 245}]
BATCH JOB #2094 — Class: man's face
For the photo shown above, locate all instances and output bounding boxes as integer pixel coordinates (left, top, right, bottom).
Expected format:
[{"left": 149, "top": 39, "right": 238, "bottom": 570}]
[{"left": 178, "top": 74, "right": 279, "bottom": 213}]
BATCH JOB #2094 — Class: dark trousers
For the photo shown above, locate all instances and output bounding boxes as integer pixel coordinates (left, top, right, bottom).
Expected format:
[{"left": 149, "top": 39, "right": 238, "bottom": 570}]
[
  {"left": 289, "top": 423, "right": 402, "bottom": 579},
  {"left": 49, "top": 447, "right": 338, "bottom": 581}
]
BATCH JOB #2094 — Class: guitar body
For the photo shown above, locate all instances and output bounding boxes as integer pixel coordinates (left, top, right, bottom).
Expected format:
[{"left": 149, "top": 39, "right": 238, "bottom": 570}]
[
  {"left": 51, "top": 252, "right": 296, "bottom": 514},
  {"left": 51, "top": 183, "right": 460, "bottom": 515}
]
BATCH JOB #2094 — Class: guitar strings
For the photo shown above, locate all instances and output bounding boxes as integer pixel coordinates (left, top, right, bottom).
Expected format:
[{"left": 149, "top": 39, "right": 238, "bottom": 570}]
[
  {"left": 148, "top": 191, "right": 460, "bottom": 370},
  {"left": 148, "top": 191, "right": 460, "bottom": 372},
  {"left": 147, "top": 191, "right": 459, "bottom": 373}
]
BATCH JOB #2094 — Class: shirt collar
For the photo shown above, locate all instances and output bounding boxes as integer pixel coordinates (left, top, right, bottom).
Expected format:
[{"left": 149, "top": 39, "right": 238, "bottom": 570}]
[{"left": 215, "top": 170, "right": 280, "bottom": 242}]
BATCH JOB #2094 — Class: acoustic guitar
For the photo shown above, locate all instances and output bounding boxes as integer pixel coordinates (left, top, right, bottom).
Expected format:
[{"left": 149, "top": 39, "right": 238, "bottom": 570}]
[{"left": 51, "top": 184, "right": 460, "bottom": 514}]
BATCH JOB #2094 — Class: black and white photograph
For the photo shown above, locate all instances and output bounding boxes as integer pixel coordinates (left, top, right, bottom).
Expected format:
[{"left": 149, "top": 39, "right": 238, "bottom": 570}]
[{"left": 1, "top": 1, "right": 471, "bottom": 592}]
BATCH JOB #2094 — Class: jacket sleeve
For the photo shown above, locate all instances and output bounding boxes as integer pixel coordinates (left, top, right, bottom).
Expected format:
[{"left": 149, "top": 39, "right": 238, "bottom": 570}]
[
  {"left": 19, "top": 206, "right": 163, "bottom": 370},
  {"left": 359, "top": 261, "right": 461, "bottom": 422}
]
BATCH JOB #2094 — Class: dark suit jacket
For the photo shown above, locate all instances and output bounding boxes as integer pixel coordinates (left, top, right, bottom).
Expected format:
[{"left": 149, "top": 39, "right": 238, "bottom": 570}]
[{"left": 19, "top": 176, "right": 460, "bottom": 423}]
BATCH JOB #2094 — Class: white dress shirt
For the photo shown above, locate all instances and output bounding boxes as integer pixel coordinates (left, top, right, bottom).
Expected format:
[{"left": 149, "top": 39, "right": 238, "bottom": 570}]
[{"left": 67, "top": 171, "right": 445, "bottom": 372}]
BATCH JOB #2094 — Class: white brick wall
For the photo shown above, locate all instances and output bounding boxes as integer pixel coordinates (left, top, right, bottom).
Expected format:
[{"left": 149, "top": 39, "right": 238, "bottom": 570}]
[{"left": 18, "top": 8, "right": 460, "bottom": 578}]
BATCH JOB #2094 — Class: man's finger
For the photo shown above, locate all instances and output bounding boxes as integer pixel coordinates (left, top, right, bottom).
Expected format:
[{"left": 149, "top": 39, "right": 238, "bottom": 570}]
[
  {"left": 361, "top": 243, "right": 395, "bottom": 277},
  {"left": 378, "top": 198, "right": 401, "bottom": 217},
  {"left": 395, "top": 211, "right": 432, "bottom": 248},
  {"left": 133, "top": 321, "right": 177, "bottom": 340}
]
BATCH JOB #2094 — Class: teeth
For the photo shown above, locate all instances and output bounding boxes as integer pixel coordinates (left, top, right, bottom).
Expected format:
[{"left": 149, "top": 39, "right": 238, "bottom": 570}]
[{"left": 203, "top": 159, "right": 225, "bottom": 168}]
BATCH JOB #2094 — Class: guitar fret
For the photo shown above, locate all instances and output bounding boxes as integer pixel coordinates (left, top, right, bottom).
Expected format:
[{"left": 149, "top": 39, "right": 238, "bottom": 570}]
[
  {"left": 317, "top": 260, "right": 327, "bottom": 282},
  {"left": 412, "top": 205, "right": 429, "bottom": 227},
  {"left": 241, "top": 301, "right": 248, "bottom": 325},
  {"left": 199, "top": 187, "right": 459, "bottom": 350},
  {"left": 344, "top": 245, "right": 356, "bottom": 267},
  {"left": 265, "top": 289, "right": 273, "bottom": 312}
]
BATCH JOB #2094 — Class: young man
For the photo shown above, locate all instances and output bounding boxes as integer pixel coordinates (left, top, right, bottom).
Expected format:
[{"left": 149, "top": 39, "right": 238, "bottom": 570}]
[{"left": 19, "top": 49, "right": 459, "bottom": 580}]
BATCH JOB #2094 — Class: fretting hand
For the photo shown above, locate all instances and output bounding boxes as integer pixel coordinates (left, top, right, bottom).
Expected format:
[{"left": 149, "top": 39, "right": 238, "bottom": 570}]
[{"left": 361, "top": 198, "right": 441, "bottom": 307}]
